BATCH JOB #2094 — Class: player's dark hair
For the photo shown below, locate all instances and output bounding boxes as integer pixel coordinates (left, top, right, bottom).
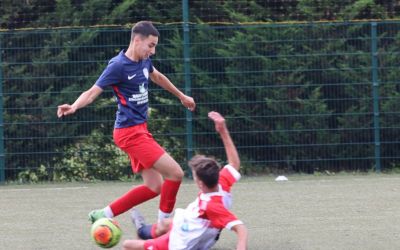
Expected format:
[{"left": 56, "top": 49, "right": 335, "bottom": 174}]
[
  {"left": 189, "top": 155, "right": 220, "bottom": 188},
  {"left": 131, "top": 21, "right": 160, "bottom": 40}
]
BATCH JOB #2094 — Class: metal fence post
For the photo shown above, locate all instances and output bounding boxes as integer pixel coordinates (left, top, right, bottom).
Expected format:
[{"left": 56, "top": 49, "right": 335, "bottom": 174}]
[
  {"left": 0, "top": 33, "right": 5, "bottom": 183},
  {"left": 182, "top": 0, "right": 193, "bottom": 175},
  {"left": 370, "top": 22, "right": 381, "bottom": 173}
]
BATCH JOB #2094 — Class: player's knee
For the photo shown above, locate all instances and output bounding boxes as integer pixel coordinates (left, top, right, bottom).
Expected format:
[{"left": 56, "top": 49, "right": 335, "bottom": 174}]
[
  {"left": 121, "top": 240, "right": 134, "bottom": 250},
  {"left": 154, "top": 218, "right": 172, "bottom": 236},
  {"left": 122, "top": 240, "right": 128, "bottom": 250},
  {"left": 161, "top": 218, "right": 172, "bottom": 230},
  {"left": 173, "top": 167, "right": 184, "bottom": 180},
  {"left": 122, "top": 239, "right": 144, "bottom": 250},
  {"left": 165, "top": 163, "right": 184, "bottom": 181}
]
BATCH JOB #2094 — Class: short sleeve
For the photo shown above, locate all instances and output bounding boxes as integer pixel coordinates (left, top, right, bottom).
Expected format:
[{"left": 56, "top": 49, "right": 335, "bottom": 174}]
[
  {"left": 206, "top": 201, "right": 242, "bottom": 230},
  {"left": 219, "top": 164, "right": 241, "bottom": 193},
  {"left": 95, "top": 60, "right": 122, "bottom": 89},
  {"left": 149, "top": 60, "right": 154, "bottom": 73}
]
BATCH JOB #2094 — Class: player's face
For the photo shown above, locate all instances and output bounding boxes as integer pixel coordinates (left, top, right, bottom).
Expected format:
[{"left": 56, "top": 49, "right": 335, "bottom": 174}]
[{"left": 136, "top": 35, "right": 158, "bottom": 59}]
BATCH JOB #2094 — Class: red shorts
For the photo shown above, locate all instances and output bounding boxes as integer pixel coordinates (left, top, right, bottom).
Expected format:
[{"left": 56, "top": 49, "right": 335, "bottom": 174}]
[
  {"left": 143, "top": 231, "right": 170, "bottom": 250},
  {"left": 113, "top": 123, "right": 165, "bottom": 173}
]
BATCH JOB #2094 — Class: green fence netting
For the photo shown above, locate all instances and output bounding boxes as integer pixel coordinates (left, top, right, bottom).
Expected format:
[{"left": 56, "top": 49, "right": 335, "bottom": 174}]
[{"left": 1, "top": 20, "right": 400, "bottom": 182}]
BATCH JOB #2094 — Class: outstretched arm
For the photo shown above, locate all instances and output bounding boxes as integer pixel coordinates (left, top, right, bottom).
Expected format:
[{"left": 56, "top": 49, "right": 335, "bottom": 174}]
[
  {"left": 208, "top": 111, "right": 240, "bottom": 171},
  {"left": 231, "top": 224, "right": 248, "bottom": 250},
  {"left": 150, "top": 67, "right": 196, "bottom": 111},
  {"left": 57, "top": 84, "right": 103, "bottom": 117}
]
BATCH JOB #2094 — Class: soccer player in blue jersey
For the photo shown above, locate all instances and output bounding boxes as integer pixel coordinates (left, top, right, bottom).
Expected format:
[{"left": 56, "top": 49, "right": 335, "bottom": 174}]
[{"left": 57, "top": 21, "right": 196, "bottom": 223}]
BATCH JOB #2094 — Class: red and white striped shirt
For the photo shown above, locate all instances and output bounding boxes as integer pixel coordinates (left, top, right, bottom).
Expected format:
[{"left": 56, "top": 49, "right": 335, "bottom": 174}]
[{"left": 169, "top": 164, "right": 242, "bottom": 250}]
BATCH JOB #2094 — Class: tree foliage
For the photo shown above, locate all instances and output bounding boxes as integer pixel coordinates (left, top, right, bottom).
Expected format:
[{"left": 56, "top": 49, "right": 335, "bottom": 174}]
[{"left": 2, "top": 1, "right": 400, "bottom": 181}]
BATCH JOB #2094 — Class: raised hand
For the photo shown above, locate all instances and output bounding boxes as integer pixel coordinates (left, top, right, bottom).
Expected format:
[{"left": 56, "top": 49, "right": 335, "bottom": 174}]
[
  {"left": 57, "top": 104, "right": 76, "bottom": 118},
  {"left": 208, "top": 111, "right": 227, "bottom": 133},
  {"left": 180, "top": 95, "right": 196, "bottom": 111}
]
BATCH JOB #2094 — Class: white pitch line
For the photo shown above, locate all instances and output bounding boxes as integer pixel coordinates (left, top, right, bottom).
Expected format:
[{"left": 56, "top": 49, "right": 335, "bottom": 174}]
[{"left": 0, "top": 186, "right": 88, "bottom": 192}]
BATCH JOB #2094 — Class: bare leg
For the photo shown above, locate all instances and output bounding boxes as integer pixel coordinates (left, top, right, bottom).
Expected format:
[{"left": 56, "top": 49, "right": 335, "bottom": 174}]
[
  {"left": 152, "top": 153, "right": 183, "bottom": 181},
  {"left": 152, "top": 153, "right": 184, "bottom": 220},
  {"left": 122, "top": 239, "right": 145, "bottom": 250},
  {"left": 155, "top": 218, "right": 173, "bottom": 237}
]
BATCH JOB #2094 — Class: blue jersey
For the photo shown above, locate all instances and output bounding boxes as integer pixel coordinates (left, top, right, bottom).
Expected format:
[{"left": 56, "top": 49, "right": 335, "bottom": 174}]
[{"left": 95, "top": 50, "right": 154, "bottom": 128}]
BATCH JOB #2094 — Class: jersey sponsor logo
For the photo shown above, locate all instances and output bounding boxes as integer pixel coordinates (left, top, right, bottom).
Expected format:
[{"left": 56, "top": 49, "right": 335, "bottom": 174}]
[
  {"left": 139, "top": 83, "right": 146, "bottom": 94},
  {"left": 143, "top": 68, "right": 149, "bottom": 79},
  {"left": 181, "top": 222, "right": 189, "bottom": 231},
  {"left": 146, "top": 246, "right": 153, "bottom": 250},
  {"left": 128, "top": 83, "right": 148, "bottom": 104},
  {"left": 128, "top": 74, "right": 136, "bottom": 80}
]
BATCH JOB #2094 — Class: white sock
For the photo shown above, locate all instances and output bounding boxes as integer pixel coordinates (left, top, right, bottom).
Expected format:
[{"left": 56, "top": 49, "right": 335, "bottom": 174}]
[
  {"left": 158, "top": 210, "right": 171, "bottom": 222},
  {"left": 104, "top": 206, "right": 114, "bottom": 218}
]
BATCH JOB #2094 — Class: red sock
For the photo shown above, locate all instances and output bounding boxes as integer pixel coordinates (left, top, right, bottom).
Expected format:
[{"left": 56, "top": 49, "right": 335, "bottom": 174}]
[
  {"left": 159, "top": 179, "right": 181, "bottom": 213},
  {"left": 109, "top": 185, "right": 158, "bottom": 216}
]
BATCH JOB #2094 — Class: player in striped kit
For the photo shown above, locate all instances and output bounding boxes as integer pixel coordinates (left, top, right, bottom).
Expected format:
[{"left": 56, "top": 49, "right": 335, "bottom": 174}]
[{"left": 122, "top": 111, "right": 248, "bottom": 250}]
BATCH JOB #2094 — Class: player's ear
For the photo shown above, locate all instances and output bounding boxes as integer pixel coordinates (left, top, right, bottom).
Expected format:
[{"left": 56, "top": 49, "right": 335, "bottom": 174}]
[
  {"left": 197, "top": 179, "right": 206, "bottom": 190},
  {"left": 133, "top": 34, "right": 141, "bottom": 43},
  {"left": 191, "top": 171, "right": 197, "bottom": 180}
]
